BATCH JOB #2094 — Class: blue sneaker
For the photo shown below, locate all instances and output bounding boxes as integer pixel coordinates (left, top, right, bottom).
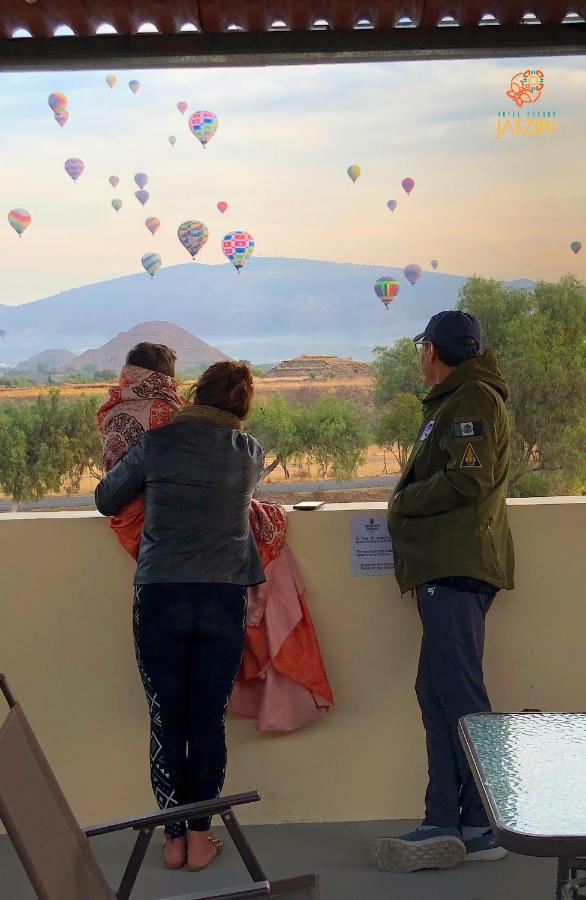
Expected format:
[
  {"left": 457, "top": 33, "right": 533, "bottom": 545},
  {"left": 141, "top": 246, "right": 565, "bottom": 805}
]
[
  {"left": 369, "top": 826, "right": 466, "bottom": 873},
  {"left": 463, "top": 829, "right": 508, "bottom": 862}
]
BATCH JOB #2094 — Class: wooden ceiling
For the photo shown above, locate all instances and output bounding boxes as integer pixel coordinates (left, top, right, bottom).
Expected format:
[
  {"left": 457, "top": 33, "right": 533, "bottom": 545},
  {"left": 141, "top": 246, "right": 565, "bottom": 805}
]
[{"left": 1, "top": 1, "right": 585, "bottom": 38}]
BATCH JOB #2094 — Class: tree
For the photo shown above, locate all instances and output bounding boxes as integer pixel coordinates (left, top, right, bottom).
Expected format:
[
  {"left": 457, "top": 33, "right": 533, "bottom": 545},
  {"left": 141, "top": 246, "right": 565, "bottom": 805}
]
[
  {"left": 237, "top": 359, "right": 268, "bottom": 379},
  {"left": 375, "top": 392, "right": 422, "bottom": 471},
  {"left": 248, "top": 394, "right": 304, "bottom": 479},
  {"left": 458, "top": 273, "right": 586, "bottom": 493},
  {"left": 300, "top": 395, "right": 370, "bottom": 480},
  {"left": 0, "top": 392, "right": 103, "bottom": 504},
  {"left": 373, "top": 338, "right": 426, "bottom": 407}
]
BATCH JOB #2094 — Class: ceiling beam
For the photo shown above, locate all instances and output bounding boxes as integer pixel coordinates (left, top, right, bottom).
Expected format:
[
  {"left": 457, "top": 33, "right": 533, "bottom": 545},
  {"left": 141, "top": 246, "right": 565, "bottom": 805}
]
[{"left": 1, "top": 24, "right": 585, "bottom": 72}]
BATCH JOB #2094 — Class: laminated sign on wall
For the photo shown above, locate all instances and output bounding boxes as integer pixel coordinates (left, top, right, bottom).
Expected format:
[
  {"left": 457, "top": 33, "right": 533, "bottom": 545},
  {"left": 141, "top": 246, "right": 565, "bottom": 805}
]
[{"left": 350, "top": 515, "right": 394, "bottom": 577}]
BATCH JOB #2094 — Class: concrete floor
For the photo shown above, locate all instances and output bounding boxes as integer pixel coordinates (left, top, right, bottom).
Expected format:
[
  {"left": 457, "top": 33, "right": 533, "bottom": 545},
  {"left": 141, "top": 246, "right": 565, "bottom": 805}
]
[{"left": 0, "top": 819, "right": 559, "bottom": 900}]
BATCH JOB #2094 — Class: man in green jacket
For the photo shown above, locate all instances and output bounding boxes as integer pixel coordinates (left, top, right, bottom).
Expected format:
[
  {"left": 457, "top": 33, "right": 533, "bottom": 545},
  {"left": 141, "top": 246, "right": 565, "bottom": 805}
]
[{"left": 370, "top": 311, "right": 514, "bottom": 875}]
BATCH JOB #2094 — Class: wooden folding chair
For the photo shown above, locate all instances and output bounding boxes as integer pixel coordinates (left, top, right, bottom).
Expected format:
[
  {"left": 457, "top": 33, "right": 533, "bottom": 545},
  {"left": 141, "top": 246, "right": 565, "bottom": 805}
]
[{"left": 0, "top": 674, "right": 319, "bottom": 900}]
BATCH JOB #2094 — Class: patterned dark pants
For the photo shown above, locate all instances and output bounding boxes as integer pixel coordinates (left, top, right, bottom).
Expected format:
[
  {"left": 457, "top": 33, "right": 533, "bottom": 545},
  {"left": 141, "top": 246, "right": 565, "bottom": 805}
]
[{"left": 133, "top": 582, "right": 247, "bottom": 836}]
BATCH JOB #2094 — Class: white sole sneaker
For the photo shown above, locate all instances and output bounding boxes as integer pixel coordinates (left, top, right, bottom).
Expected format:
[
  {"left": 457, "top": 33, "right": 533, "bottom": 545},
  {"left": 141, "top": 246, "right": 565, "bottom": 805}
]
[
  {"left": 369, "top": 835, "right": 466, "bottom": 873},
  {"left": 465, "top": 846, "right": 509, "bottom": 862}
]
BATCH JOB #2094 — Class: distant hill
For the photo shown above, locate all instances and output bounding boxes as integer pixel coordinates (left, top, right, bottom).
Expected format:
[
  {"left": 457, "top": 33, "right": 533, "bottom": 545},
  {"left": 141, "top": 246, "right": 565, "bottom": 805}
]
[
  {"left": 266, "top": 354, "right": 373, "bottom": 379},
  {"left": 71, "top": 321, "right": 230, "bottom": 374},
  {"left": 13, "top": 349, "right": 77, "bottom": 377},
  {"left": 0, "top": 258, "right": 534, "bottom": 366}
]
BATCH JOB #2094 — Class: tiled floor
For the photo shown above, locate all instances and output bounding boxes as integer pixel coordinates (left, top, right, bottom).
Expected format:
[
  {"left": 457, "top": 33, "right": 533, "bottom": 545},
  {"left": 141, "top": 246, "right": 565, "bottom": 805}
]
[{"left": 1, "top": 819, "right": 559, "bottom": 899}]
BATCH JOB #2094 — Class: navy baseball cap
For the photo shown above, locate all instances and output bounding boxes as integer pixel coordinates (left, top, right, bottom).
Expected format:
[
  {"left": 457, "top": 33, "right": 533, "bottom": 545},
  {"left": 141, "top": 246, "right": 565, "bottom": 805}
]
[{"left": 414, "top": 311, "right": 481, "bottom": 350}]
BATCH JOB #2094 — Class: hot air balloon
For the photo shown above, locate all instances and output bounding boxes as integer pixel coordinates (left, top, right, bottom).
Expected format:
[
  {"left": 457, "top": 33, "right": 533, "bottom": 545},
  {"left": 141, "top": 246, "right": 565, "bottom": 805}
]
[
  {"left": 347, "top": 165, "right": 361, "bottom": 183},
  {"left": 374, "top": 277, "right": 400, "bottom": 310},
  {"left": 402, "top": 177, "right": 415, "bottom": 196},
  {"left": 177, "top": 220, "right": 209, "bottom": 259},
  {"left": 177, "top": 101, "right": 188, "bottom": 115},
  {"left": 217, "top": 201, "right": 228, "bottom": 214},
  {"left": 431, "top": 260, "right": 439, "bottom": 270},
  {"left": 142, "top": 252, "right": 161, "bottom": 278},
  {"left": 134, "top": 173, "right": 148, "bottom": 190},
  {"left": 387, "top": 199, "right": 398, "bottom": 212},
  {"left": 0, "top": 330, "right": 6, "bottom": 339},
  {"left": 111, "top": 199, "right": 123, "bottom": 212},
  {"left": 108, "top": 175, "right": 119, "bottom": 189},
  {"left": 106, "top": 74, "right": 117, "bottom": 89},
  {"left": 145, "top": 216, "right": 161, "bottom": 236},
  {"left": 188, "top": 111, "right": 218, "bottom": 149},
  {"left": 570, "top": 241, "right": 582, "bottom": 255},
  {"left": 168, "top": 135, "right": 177, "bottom": 147},
  {"left": 404, "top": 263, "right": 422, "bottom": 287},
  {"left": 64, "top": 158, "right": 84, "bottom": 182},
  {"left": 135, "top": 190, "right": 150, "bottom": 206},
  {"left": 222, "top": 231, "right": 255, "bottom": 272},
  {"left": 48, "top": 92, "right": 67, "bottom": 113},
  {"left": 129, "top": 80, "right": 141, "bottom": 95},
  {"left": 54, "top": 110, "right": 69, "bottom": 128},
  {"left": 8, "top": 209, "right": 31, "bottom": 236}
]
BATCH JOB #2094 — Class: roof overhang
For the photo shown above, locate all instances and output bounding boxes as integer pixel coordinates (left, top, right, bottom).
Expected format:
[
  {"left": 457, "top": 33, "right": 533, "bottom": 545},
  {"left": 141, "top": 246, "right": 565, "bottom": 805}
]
[{"left": 0, "top": 2, "right": 585, "bottom": 71}]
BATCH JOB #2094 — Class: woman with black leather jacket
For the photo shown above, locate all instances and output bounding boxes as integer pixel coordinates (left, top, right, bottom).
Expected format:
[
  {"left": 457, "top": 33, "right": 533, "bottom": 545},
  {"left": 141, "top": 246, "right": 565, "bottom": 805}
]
[{"left": 95, "top": 361, "right": 264, "bottom": 873}]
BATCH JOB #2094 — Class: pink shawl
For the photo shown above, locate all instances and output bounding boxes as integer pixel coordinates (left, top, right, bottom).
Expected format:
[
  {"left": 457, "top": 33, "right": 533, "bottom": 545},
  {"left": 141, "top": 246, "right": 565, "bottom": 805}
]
[{"left": 96, "top": 365, "right": 183, "bottom": 472}]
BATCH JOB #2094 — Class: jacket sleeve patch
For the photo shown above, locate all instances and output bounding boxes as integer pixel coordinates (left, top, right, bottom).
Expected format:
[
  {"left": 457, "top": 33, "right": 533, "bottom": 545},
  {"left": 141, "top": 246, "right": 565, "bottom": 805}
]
[
  {"left": 460, "top": 442, "right": 483, "bottom": 468},
  {"left": 453, "top": 419, "right": 483, "bottom": 438}
]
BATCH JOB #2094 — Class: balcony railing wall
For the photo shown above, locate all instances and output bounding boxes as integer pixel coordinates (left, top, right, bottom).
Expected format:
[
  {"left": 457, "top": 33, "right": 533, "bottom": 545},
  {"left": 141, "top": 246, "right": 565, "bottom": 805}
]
[{"left": 0, "top": 498, "right": 584, "bottom": 829}]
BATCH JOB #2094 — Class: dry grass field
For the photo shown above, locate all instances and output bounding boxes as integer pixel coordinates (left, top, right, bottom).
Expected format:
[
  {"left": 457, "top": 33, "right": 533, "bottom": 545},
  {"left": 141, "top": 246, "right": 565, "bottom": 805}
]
[{"left": 0, "top": 373, "right": 401, "bottom": 502}]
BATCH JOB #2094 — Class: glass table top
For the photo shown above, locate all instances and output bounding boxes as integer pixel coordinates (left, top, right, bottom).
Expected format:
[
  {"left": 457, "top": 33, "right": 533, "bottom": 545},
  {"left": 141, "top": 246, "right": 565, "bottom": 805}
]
[{"left": 464, "top": 713, "right": 586, "bottom": 837}]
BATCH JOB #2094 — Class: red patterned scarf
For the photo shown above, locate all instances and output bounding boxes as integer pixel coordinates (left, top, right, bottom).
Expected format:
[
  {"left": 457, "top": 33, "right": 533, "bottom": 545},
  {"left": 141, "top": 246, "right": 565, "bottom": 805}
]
[{"left": 97, "top": 365, "right": 183, "bottom": 472}]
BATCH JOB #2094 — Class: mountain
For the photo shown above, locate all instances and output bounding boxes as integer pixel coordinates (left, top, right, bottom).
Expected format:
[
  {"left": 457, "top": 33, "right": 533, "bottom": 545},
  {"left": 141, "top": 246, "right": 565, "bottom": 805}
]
[
  {"left": 0, "top": 258, "right": 534, "bottom": 365},
  {"left": 13, "top": 349, "right": 77, "bottom": 376},
  {"left": 71, "top": 322, "right": 230, "bottom": 374}
]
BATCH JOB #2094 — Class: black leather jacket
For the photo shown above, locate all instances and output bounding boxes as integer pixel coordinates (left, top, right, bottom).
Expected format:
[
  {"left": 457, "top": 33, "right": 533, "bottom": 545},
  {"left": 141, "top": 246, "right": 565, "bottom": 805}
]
[{"left": 95, "top": 418, "right": 265, "bottom": 587}]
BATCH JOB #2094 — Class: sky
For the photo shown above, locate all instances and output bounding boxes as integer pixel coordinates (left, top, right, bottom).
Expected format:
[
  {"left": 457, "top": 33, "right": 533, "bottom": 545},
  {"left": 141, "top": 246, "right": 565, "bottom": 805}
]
[{"left": 0, "top": 55, "right": 585, "bottom": 307}]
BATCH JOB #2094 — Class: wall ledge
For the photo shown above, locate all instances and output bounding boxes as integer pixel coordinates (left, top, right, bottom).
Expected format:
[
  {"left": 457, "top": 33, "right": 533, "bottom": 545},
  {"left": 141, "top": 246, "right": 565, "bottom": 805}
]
[{"left": 0, "top": 495, "right": 583, "bottom": 523}]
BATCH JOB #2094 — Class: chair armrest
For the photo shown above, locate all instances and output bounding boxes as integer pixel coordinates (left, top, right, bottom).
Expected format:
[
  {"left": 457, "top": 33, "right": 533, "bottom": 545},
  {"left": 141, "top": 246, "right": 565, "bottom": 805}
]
[
  {"left": 159, "top": 883, "right": 271, "bottom": 899},
  {"left": 84, "top": 790, "right": 260, "bottom": 837}
]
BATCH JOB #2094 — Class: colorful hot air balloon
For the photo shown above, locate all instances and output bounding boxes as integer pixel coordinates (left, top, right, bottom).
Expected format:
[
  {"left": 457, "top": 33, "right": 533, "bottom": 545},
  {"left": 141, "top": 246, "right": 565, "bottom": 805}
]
[
  {"left": 134, "top": 173, "right": 148, "bottom": 190},
  {"left": 135, "top": 190, "right": 150, "bottom": 206},
  {"left": 387, "top": 199, "right": 398, "bottom": 212},
  {"left": 111, "top": 199, "right": 123, "bottom": 212},
  {"left": 431, "top": 259, "right": 439, "bottom": 270},
  {"left": 177, "top": 220, "right": 209, "bottom": 259},
  {"left": 177, "top": 101, "right": 188, "bottom": 115},
  {"left": 404, "top": 263, "right": 422, "bottom": 287},
  {"left": 64, "top": 158, "right": 85, "bottom": 181},
  {"left": 54, "top": 110, "right": 69, "bottom": 128},
  {"left": 347, "top": 165, "right": 361, "bottom": 183},
  {"left": 217, "top": 201, "right": 228, "bottom": 214},
  {"left": 105, "top": 74, "right": 117, "bottom": 89},
  {"left": 129, "top": 80, "right": 141, "bottom": 95},
  {"left": 188, "top": 111, "right": 218, "bottom": 149},
  {"left": 48, "top": 92, "right": 67, "bottom": 113},
  {"left": 222, "top": 231, "right": 255, "bottom": 272},
  {"left": 142, "top": 252, "right": 161, "bottom": 278},
  {"left": 8, "top": 209, "right": 31, "bottom": 237},
  {"left": 145, "top": 216, "right": 161, "bottom": 236},
  {"left": 402, "top": 177, "right": 415, "bottom": 196},
  {"left": 168, "top": 135, "right": 177, "bottom": 147},
  {"left": 570, "top": 241, "right": 582, "bottom": 255},
  {"left": 108, "top": 175, "right": 119, "bottom": 189},
  {"left": 374, "top": 278, "right": 400, "bottom": 310}
]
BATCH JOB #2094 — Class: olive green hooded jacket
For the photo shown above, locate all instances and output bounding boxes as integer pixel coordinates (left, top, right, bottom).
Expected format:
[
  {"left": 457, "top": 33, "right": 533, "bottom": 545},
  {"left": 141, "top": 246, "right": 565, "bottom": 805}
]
[{"left": 388, "top": 350, "right": 515, "bottom": 593}]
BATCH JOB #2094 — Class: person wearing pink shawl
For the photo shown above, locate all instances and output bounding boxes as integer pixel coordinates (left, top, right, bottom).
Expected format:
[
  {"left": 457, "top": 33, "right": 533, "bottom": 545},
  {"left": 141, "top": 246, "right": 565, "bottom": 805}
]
[{"left": 96, "top": 342, "right": 183, "bottom": 558}]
